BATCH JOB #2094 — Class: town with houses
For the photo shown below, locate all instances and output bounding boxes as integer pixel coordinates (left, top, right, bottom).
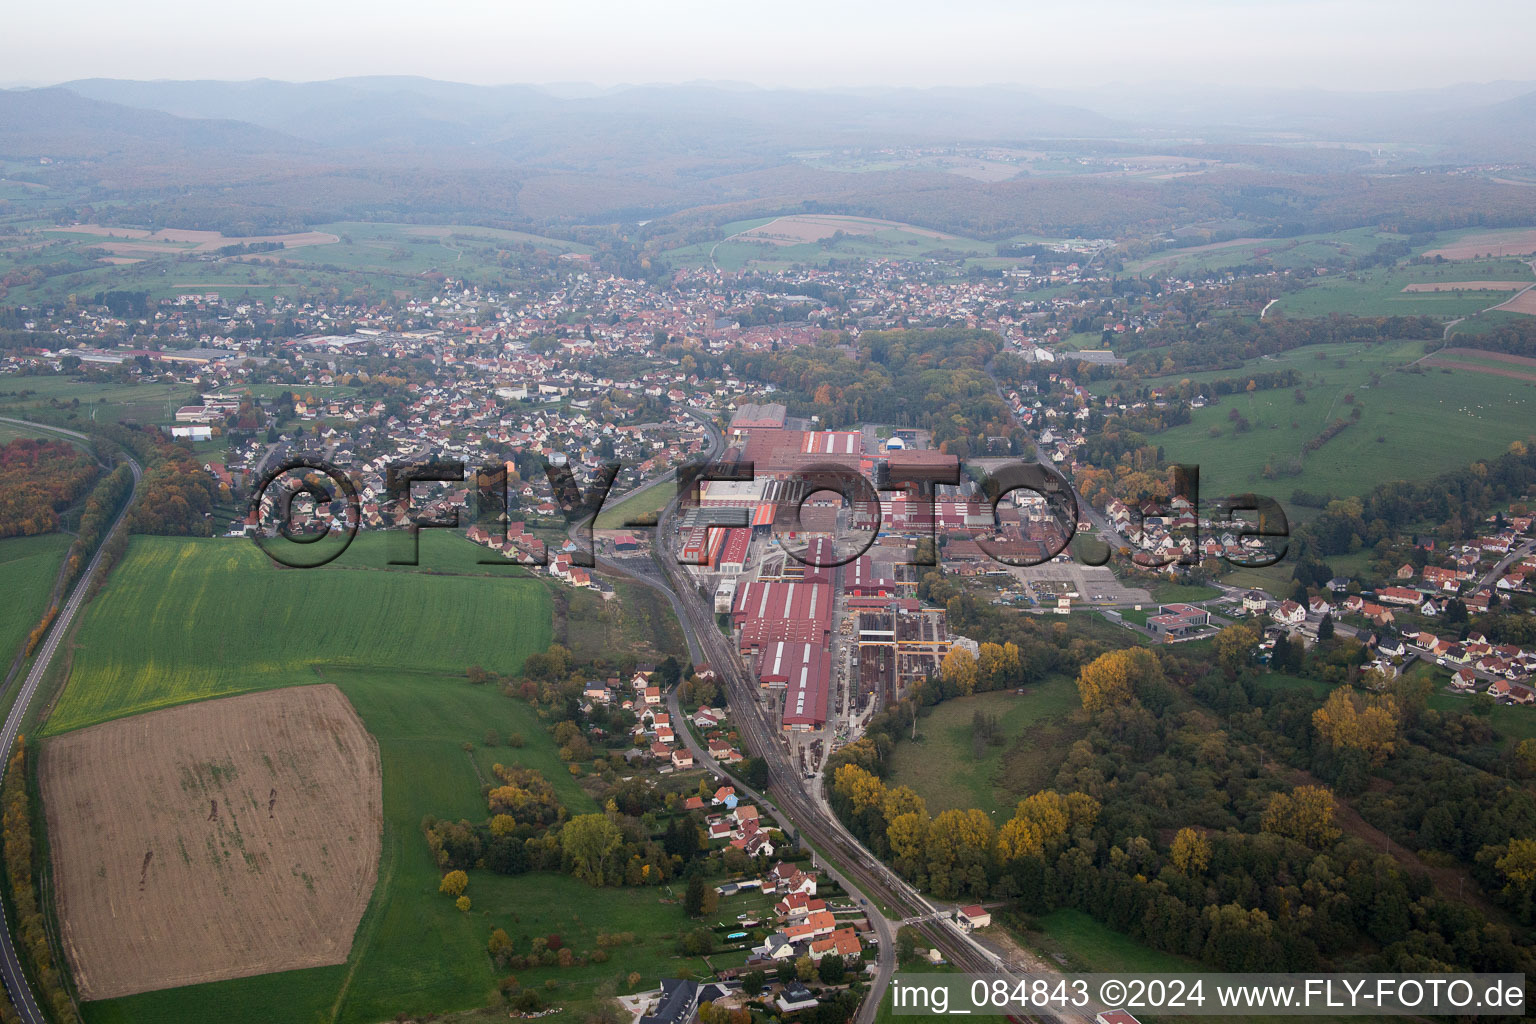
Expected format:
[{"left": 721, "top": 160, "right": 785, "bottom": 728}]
[
  {"left": 6, "top": 244, "right": 1536, "bottom": 732},
  {"left": 4, "top": 238, "right": 1535, "bottom": 1024}
]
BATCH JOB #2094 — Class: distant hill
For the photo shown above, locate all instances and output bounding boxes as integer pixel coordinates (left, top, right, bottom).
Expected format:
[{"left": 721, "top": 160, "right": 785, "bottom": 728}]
[
  {"left": 1418, "top": 89, "right": 1536, "bottom": 162},
  {"left": 56, "top": 77, "right": 1125, "bottom": 155},
  {"left": 4, "top": 77, "right": 1533, "bottom": 239},
  {"left": 0, "top": 87, "right": 316, "bottom": 160}
]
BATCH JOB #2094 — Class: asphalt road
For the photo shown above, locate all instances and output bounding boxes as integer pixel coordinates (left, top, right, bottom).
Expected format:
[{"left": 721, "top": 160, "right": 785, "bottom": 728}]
[{"left": 0, "top": 419, "right": 141, "bottom": 1024}]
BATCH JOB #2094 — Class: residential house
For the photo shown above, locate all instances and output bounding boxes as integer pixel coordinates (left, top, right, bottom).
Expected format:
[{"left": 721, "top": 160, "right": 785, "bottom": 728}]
[
  {"left": 808, "top": 927, "right": 862, "bottom": 962},
  {"left": 1272, "top": 600, "right": 1306, "bottom": 627}
]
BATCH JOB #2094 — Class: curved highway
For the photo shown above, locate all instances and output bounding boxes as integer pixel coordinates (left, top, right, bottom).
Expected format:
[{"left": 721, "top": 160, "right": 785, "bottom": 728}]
[{"left": 0, "top": 419, "right": 141, "bottom": 1024}]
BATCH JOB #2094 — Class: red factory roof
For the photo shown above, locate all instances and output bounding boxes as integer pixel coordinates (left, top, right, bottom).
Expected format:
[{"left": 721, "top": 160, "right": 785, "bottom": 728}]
[
  {"left": 706, "top": 525, "right": 727, "bottom": 568},
  {"left": 845, "top": 554, "right": 895, "bottom": 596},
  {"left": 721, "top": 528, "right": 751, "bottom": 567},
  {"left": 767, "top": 642, "right": 832, "bottom": 728},
  {"left": 734, "top": 580, "right": 833, "bottom": 653},
  {"left": 798, "top": 538, "right": 836, "bottom": 584},
  {"left": 732, "top": 580, "right": 832, "bottom": 625}
]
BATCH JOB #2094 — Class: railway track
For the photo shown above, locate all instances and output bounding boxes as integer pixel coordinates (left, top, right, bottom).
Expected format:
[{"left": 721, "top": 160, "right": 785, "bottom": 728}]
[
  {"left": 584, "top": 414, "right": 1089, "bottom": 1022},
  {"left": 0, "top": 420, "right": 141, "bottom": 1024}
]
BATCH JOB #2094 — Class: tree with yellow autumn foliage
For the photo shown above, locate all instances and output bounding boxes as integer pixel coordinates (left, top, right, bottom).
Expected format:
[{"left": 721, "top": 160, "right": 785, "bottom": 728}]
[
  {"left": 997, "top": 790, "right": 1099, "bottom": 863},
  {"left": 1312, "top": 687, "right": 1399, "bottom": 766},
  {"left": 1076, "top": 647, "right": 1163, "bottom": 713},
  {"left": 1260, "top": 785, "right": 1341, "bottom": 849},
  {"left": 1170, "top": 827, "right": 1211, "bottom": 875},
  {"left": 941, "top": 646, "right": 978, "bottom": 695}
]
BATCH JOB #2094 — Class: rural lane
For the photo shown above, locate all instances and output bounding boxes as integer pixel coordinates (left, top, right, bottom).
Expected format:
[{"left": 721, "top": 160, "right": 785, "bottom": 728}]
[{"left": 0, "top": 418, "right": 141, "bottom": 1024}]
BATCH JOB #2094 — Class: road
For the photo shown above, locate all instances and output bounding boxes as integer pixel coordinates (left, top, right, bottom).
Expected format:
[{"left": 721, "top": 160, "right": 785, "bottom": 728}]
[
  {"left": 1419, "top": 256, "right": 1529, "bottom": 348},
  {"left": 0, "top": 419, "right": 141, "bottom": 1024},
  {"left": 983, "top": 370, "right": 1135, "bottom": 556},
  {"left": 1471, "top": 538, "right": 1535, "bottom": 596}
]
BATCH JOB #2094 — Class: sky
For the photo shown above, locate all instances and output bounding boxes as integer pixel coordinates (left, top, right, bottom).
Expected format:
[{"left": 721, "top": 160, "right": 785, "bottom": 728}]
[{"left": 8, "top": 0, "right": 1536, "bottom": 92}]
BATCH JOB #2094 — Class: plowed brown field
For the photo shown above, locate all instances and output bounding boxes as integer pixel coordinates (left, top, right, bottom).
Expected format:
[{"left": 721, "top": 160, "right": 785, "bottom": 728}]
[{"left": 40, "top": 685, "right": 381, "bottom": 999}]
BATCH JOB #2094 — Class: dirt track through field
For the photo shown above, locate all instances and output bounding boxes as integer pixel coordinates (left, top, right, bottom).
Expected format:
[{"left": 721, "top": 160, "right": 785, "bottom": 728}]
[{"left": 40, "top": 685, "right": 381, "bottom": 1000}]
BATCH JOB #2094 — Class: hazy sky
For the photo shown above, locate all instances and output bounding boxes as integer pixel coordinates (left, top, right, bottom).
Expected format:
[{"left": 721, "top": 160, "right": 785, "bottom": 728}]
[{"left": 9, "top": 0, "right": 1536, "bottom": 91}]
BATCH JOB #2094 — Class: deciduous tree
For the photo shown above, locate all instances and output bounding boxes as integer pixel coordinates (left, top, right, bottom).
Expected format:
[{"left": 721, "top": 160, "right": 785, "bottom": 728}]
[
  {"left": 561, "top": 813, "right": 622, "bottom": 886},
  {"left": 1260, "top": 785, "right": 1341, "bottom": 849},
  {"left": 1169, "top": 827, "right": 1211, "bottom": 875}
]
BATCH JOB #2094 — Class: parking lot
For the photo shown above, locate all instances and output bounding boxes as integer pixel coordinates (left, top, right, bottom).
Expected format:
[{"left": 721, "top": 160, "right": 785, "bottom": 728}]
[{"left": 1007, "top": 558, "right": 1153, "bottom": 607}]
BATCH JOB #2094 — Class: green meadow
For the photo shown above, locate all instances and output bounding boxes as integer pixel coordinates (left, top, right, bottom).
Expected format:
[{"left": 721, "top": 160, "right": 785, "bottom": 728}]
[
  {"left": 1126, "top": 227, "right": 1404, "bottom": 276},
  {"left": 47, "top": 528, "right": 709, "bottom": 1023},
  {"left": 44, "top": 534, "right": 553, "bottom": 735},
  {"left": 665, "top": 223, "right": 996, "bottom": 272},
  {"left": 0, "top": 219, "right": 590, "bottom": 303},
  {"left": 1271, "top": 259, "right": 1533, "bottom": 318},
  {"left": 0, "top": 377, "right": 195, "bottom": 428},
  {"left": 593, "top": 478, "right": 673, "bottom": 528},
  {"left": 885, "top": 676, "right": 1081, "bottom": 817},
  {"left": 0, "top": 533, "right": 70, "bottom": 668},
  {"left": 1149, "top": 339, "right": 1536, "bottom": 500}
]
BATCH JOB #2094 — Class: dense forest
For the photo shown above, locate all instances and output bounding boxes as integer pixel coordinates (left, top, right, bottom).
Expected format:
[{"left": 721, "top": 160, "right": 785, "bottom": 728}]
[
  {"left": 0, "top": 438, "right": 99, "bottom": 539},
  {"left": 827, "top": 630, "right": 1536, "bottom": 977}
]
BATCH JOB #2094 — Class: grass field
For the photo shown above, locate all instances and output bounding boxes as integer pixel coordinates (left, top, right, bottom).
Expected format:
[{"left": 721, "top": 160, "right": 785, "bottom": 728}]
[
  {"left": 593, "top": 479, "right": 672, "bottom": 529},
  {"left": 1449, "top": 309, "right": 1535, "bottom": 336},
  {"left": 885, "top": 677, "right": 1081, "bottom": 816},
  {"left": 1149, "top": 339, "right": 1536, "bottom": 500},
  {"left": 0, "top": 218, "right": 591, "bottom": 304},
  {"left": 872, "top": 962, "right": 992, "bottom": 1024},
  {"left": 1143, "top": 580, "right": 1222, "bottom": 604},
  {"left": 0, "top": 533, "right": 70, "bottom": 667},
  {"left": 44, "top": 535, "right": 554, "bottom": 735},
  {"left": 664, "top": 217, "right": 997, "bottom": 272},
  {"left": 558, "top": 579, "right": 686, "bottom": 665},
  {"left": 0, "top": 423, "right": 60, "bottom": 445},
  {"left": 1125, "top": 227, "right": 1404, "bottom": 277},
  {"left": 1023, "top": 909, "right": 1196, "bottom": 972},
  {"left": 1018, "top": 908, "right": 1422, "bottom": 1024},
  {"left": 0, "top": 376, "right": 195, "bottom": 428},
  {"left": 1271, "top": 260, "right": 1533, "bottom": 318},
  {"left": 45, "top": 528, "right": 707, "bottom": 1021}
]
